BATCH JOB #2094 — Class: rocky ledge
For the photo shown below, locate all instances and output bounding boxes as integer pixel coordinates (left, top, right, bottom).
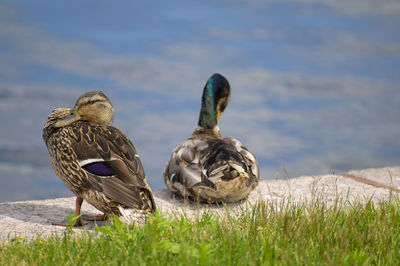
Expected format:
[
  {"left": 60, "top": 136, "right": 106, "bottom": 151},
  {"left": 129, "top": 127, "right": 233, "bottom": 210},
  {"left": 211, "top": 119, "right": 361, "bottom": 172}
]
[{"left": 1, "top": 166, "right": 399, "bottom": 240}]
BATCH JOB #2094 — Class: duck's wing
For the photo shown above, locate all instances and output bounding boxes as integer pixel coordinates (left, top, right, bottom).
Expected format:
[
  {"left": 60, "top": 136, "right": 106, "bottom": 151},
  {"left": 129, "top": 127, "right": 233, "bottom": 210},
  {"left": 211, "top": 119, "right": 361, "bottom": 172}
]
[
  {"left": 69, "top": 122, "right": 155, "bottom": 212},
  {"left": 222, "top": 137, "right": 259, "bottom": 183},
  {"left": 164, "top": 139, "right": 217, "bottom": 195}
]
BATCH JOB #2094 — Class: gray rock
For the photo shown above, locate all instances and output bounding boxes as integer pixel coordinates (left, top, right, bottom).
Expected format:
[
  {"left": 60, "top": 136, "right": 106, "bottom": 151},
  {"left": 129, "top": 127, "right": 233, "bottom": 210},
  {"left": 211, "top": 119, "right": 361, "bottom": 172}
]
[{"left": 1, "top": 166, "right": 398, "bottom": 240}]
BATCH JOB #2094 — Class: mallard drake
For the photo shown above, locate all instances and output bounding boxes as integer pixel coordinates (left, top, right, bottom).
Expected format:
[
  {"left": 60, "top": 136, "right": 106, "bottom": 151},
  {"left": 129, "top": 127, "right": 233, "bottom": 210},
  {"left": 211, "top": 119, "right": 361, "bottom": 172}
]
[
  {"left": 163, "top": 73, "right": 259, "bottom": 203},
  {"left": 43, "top": 91, "right": 155, "bottom": 226}
]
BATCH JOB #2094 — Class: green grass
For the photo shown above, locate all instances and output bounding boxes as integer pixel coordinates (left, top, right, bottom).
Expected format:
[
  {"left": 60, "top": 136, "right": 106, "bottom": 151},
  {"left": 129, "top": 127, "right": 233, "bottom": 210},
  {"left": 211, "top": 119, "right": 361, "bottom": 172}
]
[{"left": 2, "top": 198, "right": 400, "bottom": 265}]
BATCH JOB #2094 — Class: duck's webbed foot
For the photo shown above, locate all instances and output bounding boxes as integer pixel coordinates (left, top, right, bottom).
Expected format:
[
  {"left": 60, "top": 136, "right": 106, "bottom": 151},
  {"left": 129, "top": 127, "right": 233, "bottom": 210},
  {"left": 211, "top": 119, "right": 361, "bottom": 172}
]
[{"left": 51, "top": 217, "right": 85, "bottom": 227}]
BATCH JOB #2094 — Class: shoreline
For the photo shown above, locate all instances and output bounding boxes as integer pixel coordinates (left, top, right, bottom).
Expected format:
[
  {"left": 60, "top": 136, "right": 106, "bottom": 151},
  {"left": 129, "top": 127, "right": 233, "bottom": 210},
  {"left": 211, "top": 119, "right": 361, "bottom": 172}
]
[{"left": 1, "top": 166, "right": 399, "bottom": 240}]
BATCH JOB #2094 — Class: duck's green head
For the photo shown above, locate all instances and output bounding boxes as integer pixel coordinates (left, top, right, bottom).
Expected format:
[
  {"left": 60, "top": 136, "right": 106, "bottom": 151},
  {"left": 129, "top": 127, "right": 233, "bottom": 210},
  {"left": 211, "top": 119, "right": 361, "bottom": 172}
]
[
  {"left": 198, "top": 73, "right": 231, "bottom": 129},
  {"left": 55, "top": 91, "right": 114, "bottom": 127}
]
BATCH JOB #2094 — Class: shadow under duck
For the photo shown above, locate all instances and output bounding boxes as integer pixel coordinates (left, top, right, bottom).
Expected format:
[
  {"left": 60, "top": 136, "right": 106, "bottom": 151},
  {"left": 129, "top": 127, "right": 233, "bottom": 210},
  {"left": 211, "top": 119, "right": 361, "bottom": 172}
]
[
  {"left": 164, "top": 73, "right": 259, "bottom": 203},
  {"left": 43, "top": 91, "right": 155, "bottom": 226}
]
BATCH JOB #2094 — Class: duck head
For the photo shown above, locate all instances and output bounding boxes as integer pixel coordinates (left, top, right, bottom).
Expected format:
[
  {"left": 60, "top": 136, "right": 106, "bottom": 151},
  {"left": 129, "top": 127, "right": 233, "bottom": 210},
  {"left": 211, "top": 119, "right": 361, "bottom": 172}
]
[
  {"left": 197, "top": 73, "right": 231, "bottom": 130},
  {"left": 55, "top": 91, "right": 114, "bottom": 127}
]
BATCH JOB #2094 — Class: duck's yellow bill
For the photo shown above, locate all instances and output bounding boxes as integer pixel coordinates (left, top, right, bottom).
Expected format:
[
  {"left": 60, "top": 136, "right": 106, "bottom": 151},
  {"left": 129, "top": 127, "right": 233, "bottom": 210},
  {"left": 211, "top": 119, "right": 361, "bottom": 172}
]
[{"left": 217, "top": 110, "right": 221, "bottom": 120}]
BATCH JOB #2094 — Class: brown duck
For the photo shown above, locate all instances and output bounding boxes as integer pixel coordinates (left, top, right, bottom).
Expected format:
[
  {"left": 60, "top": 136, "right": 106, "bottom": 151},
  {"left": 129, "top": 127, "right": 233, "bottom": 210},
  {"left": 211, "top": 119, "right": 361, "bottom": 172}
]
[
  {"left": 43, "top": 91, "right": 155, "bottom": 226},
  {"left": 164, "top": 73, "right": 259, "bottom": 203}
]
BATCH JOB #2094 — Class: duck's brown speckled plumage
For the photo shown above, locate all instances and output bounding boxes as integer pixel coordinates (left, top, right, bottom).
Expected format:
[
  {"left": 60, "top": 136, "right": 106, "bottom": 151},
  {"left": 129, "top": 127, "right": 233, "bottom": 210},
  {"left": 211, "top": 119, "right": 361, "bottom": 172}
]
[
  {"left": 43, "top": 92, "right": 155, "bottom": 225},
  {"left": 164, "top": 74, "right": 259, "bottom": 203}
]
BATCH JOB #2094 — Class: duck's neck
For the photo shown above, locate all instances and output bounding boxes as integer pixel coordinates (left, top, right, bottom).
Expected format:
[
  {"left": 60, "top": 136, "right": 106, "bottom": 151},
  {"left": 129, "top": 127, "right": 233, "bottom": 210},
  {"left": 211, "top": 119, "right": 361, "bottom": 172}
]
[
  {"left": 192, "top": 126, "right": 221, "bottom": 139},
  {"left": 197, "top": 82, "right": 218, "bottom": 129}
]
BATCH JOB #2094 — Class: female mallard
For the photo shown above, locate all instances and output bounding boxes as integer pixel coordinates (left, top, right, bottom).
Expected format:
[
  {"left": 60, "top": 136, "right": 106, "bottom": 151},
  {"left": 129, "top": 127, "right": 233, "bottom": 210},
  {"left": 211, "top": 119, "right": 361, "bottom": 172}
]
[
  {"left": 164, "top": 73, "right": 259, "bottom": 203},
  {"left": 43, "top": 91, "right": 155, "bottom": 226}
]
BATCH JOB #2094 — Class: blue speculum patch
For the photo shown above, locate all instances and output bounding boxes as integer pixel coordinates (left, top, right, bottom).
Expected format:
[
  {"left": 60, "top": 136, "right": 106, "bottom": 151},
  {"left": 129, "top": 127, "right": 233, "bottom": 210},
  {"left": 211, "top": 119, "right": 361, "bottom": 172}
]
[{"left": 83, "top": 162, "right": 114, "bottom": 176}]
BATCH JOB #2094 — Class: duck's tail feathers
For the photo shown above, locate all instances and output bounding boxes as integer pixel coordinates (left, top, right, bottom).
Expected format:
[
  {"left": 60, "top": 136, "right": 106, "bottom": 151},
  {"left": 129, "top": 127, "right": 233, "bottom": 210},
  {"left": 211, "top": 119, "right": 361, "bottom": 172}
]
[{"left": 117, "top": 206, "right": 148, "bottom": 226}]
